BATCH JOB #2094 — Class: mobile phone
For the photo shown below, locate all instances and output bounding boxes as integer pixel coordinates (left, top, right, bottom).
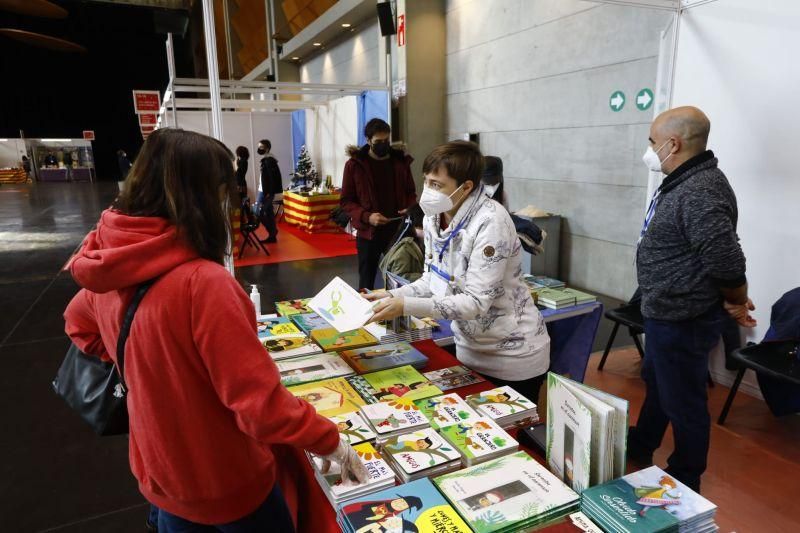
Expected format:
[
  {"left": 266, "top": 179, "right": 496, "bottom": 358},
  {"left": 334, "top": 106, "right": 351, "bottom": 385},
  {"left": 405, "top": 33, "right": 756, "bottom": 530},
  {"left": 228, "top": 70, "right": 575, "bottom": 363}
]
[{"left": 518, "top": 423, "right": 547, "bottom": 457}]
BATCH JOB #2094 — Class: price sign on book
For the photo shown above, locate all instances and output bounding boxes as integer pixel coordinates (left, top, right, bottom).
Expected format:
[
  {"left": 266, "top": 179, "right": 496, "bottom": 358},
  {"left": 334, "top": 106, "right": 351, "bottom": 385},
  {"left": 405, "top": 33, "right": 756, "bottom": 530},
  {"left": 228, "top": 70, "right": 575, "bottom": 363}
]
[{"left": 308, "top": 277, "right": 375, "bottom": 332}]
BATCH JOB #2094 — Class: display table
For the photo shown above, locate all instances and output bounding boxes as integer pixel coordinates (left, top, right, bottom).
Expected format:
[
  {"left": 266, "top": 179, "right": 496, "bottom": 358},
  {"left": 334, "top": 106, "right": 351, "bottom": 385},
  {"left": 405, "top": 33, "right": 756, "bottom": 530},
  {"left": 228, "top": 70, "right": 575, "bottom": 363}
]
[
  {"left": 0, "top": 168, "right": 27, "bottom": 184},
  {"left": 282, "top": 191, "right": 341, "bottom": 233},
  {"left": 38, "top": 168, "right": 69, "bottom": 182}
]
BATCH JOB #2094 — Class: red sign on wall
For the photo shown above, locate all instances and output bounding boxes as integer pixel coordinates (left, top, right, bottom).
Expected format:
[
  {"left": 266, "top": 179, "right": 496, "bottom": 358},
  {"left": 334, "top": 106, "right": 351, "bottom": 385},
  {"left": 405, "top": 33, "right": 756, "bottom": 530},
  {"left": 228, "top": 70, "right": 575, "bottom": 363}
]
[
  {"left": 139, "top": 113, "right": 157, "bottom": 126},
  {"left": 132, "top": 90, "right": 160, "bottom": 113},
  {"left": 82, "top": 130, "right": 95, "bottom": 140},
  {"left": 397, "top": 14, "right": 406, "bottom": 46}
]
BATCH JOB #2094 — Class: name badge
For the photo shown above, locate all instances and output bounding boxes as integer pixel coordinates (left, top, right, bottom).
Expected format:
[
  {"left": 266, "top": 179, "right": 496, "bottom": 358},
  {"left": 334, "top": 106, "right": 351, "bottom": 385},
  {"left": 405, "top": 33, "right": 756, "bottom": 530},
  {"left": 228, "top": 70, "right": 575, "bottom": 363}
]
[{"left": 431, "top": 272, "right": 448, "bottom": 297}]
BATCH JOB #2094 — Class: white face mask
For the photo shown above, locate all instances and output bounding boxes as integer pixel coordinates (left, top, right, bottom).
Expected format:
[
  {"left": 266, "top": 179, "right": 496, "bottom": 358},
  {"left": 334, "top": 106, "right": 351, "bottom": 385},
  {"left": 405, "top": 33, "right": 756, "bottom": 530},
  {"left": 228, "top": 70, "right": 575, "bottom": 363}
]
[
  {"left": 419, "top": 184, "right": 465, "bottom": 216},
  {"left": 642, "top": 139, "right": 674, "bottom": 173},
  {"left": 483, "top": 183, "right": 499, "bottom": 199}
]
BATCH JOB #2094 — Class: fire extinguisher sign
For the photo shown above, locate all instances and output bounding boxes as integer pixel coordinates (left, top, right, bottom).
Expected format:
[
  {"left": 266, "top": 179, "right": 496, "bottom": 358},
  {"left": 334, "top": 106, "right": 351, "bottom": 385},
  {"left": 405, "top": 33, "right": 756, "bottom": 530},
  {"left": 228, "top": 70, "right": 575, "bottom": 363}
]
[{"left": 397, "top": 14, "right": 406, "bottom": 47}]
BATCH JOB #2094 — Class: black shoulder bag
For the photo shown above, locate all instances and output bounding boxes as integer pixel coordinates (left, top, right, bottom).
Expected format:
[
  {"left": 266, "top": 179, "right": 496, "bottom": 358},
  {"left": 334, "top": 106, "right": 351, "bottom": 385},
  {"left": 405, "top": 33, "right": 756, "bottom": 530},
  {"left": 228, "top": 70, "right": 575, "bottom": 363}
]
[{"left": 52, "top": 281, "right": 154, "bottom": 436}]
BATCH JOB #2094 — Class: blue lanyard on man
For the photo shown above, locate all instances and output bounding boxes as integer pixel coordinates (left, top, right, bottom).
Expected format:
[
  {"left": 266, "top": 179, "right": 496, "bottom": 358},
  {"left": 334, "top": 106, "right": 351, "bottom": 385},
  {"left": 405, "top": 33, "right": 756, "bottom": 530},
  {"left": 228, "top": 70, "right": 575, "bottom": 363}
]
[
  {"left": 638, "top": 188, "right": 662, "bottom": 246},
  {"left": 430, "top": 216, "right": 470, "bottom": 282}
]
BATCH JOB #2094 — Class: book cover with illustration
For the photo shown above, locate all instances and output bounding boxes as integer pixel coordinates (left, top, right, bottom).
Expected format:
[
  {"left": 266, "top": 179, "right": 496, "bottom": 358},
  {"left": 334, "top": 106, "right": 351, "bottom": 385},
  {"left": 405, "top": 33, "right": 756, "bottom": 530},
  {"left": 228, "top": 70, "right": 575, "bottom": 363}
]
[
  {"left": 312, "top": 442, "right": 395, "bottom": 503},
  {"left": 308, "top": 276, "right": 376, "bottom": 332},
  {"left": 362, "top": 365, "right": 442, "bottom": 403},
  {"left": 340, "top": 342, "right": 428, "bottom": 374},
  {"left": 277, "top": 353, "right": 354, "bottom": 386},
  {"left": 289, "top": 312, "right": 331, "bottom": 335},
  {"left": 327, "top": 411, "right": 376, "bottom": 445},
  {"left": 413, "top": 393, "right": 481, "bottom": 431},
  {"left": 381, "top": 428, "right": 460, "bottom": 475},
  {"left": 439, "top": 417, "right": 518, "bottom": 463},
  {"left": 311, "top": 327, "right": 378, "bottom": 352},
  {"left": 434, "top": 451, "right": 580, "bottom": 533},
  {"left": 423, "top": 365, "right": 486, "bottom": 392},
  {"left": 360, "top": 400, "right": 429, "bottom": 436},
  {"left": 287, "top": 378, "right": 365, "bottom": 417},
  {"left": 546, "top": 373, "right": 593, "bottom": 494},
  {"left": 338, "top": 478, "right": 472, "bottom": 533},
  {"left": 256, "top": 316, "right": 302, "bottom": 339},
  {"left": 581, "top": 466, "right": 716, "bottom": 533},
  {"left": 466, "top": 386, "right": 537, "bottom": 419},
  {"left": 261, "top": 333, "right": 322, "bottom": 361},
  {"left": 274, "top": 298, "right": 313, "bottom": 316},
  {"left": 345, "top": 375, "right": 381, "bottom": 404}
]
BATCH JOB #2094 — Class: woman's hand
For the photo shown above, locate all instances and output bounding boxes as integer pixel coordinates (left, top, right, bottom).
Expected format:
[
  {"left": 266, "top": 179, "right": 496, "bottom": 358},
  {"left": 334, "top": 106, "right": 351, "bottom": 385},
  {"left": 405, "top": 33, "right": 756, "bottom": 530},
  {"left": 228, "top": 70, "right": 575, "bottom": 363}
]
[
  {"left": 369, "top": 296, "right": 405, "bottom": 323},
  {"left": 362, "top": 291, "right": 391, "bottom": 302}
]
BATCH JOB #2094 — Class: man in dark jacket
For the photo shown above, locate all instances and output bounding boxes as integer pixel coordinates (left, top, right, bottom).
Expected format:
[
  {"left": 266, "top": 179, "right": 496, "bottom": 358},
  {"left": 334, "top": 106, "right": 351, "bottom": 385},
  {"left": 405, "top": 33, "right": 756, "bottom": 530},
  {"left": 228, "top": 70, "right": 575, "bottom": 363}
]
[
  {"left": 629, "top": 106, "right": 756, "bottom": 493},
  {"left": 341, "top": 118, "right": 416, "bottom": 289},
  {"left": 257, "top": 139, "right": 282, "bottom": 243}
]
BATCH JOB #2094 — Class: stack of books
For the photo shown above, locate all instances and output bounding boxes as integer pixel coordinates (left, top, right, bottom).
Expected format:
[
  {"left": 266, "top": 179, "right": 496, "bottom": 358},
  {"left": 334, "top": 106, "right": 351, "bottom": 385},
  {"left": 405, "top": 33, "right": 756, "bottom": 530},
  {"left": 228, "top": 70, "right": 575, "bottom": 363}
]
[
  {"left": 274, "top": 298, "right": 313, "bottom": 316},
  {"left": 466, "top": 386, "right": 539, "bottom": 429},
  {"left": 337, "top": 478, "right": 473, "bottom": 533},
  {"left": 257, "top": 316, "right": 322, "bottom": 360},
  {"left": 289, "top": 312, "right": 330, "bottom": 335},
  {"left": 310, "top": 327, "right": 378, "bottom": 352},
  {"left": 359, "top": 401, "right": 429, "bottom": 442},
  {"left": 562, "top": 287, "right": 597, "bottom": 305},
  {"left": 339, "top": 342, "right": 428, "bottom": 374},
  {"left": 363, "top": 317, "right": 434, "bottom": 343},
  {"left": 537, "top": 288, "right": 579, "bottom": 309},
  {"left": 581, "top": 466, "right": 718, "bottom": 533},
  {"left": 523, "top": 274, "right": 566, "bottom": 289},
  {"left": 434, "top": 451, "right": 580, "bottom": 533},
  {"left": 423, "top": 365, "right": 486, "bottom": 392},
  {"left": 439, "top": 417, "right": 519, "bottom": 467},
  {"left": 276, "top": 353, "right": 354, "bottom": 386},
  {"left": 359, "top": 365, "right": 442, "bottom": 402},
  {"left": 413, "top": 393, "right": 482, "bottom": 431},
  {"left": 326, "top": 411, "right": 376, "bottom": 445},
  {"left": 381, "top": 427, "right": 462, "bottom": 482},
  {"left": 287, "top": 377, "right": 366, "bottom": 417},
  {"left": 309, "top": 442, "right": 396, "bottom": 508}
]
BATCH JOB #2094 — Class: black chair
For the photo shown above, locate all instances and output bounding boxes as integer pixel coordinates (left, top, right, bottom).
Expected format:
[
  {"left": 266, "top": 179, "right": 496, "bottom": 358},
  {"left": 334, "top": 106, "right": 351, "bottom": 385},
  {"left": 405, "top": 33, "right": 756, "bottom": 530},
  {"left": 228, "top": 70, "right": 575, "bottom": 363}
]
[
  {"left": 273, "top": 194, "right": 284, "bottom": 222},
  {"left": 597, "top": 303, "right": 645, "bottom": 370},
  {"left": 239, "top": 198, "right": 270, "bottom": 259},
  {"left": 717, "top": 340, "right": 800, "bottom": 425}
]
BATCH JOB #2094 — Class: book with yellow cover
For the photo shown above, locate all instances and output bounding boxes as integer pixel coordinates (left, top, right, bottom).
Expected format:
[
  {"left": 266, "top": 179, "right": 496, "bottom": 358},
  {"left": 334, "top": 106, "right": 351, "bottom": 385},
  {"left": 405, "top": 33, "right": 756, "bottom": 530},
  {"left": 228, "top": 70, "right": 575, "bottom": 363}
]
[
  {"left": 287, "top": 377, "right": 366, "bottom": 417},
  {"left": 311, "top": 327, "right": 378, "bottom": 352},
  {"left": 275, "top": 298, "right": 313, "bottom": 316}
]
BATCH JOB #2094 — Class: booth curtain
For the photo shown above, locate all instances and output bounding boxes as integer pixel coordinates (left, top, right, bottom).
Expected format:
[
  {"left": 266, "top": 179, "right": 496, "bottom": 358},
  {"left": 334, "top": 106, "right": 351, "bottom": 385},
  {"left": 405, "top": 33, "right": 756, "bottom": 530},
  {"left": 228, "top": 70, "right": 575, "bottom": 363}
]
[
  {"left": 357, "top": 90, "right": 389, "bottom": 146},
  {"left": 291, "top": 110, "right": 306, "bottom": 171}
]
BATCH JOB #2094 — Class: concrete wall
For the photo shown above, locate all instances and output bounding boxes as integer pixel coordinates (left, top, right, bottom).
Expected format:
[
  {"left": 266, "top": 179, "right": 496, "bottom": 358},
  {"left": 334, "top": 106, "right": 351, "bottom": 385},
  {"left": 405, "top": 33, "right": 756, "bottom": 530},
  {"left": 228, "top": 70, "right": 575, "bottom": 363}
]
[
  {"left": 446, "top": 0, "right": 671, "bottom": 299},
  {"left": 299, "top": 21, "right": 382, "bottom": 85}
]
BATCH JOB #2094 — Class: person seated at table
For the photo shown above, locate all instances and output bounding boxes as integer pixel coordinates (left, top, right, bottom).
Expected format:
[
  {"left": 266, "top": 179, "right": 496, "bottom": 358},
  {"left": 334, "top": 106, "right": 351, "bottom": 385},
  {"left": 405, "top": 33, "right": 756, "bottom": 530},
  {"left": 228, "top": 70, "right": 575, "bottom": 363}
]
[
  {"left": 367, "top": 141, "right": 551, "bottom": 401},
  {"left": 379, "top": 203, "right": 425, "bottom": 283},
  {"left": 64, "top": 128, "right": 367, "bottom": 533}
]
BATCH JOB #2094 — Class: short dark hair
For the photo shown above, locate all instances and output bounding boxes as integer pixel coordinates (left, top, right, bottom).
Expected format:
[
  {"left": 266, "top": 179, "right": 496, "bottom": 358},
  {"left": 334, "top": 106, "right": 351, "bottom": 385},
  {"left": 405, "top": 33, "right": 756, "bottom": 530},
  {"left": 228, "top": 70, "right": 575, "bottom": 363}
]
[
  {"left": 422, "top": 140, "right": 485, "bottom": 187},
  {"left": 258, "top": 139, "right": 271, "bottom": 151},
  {"left": 364, "top": 118, "right": 391, "bottom": 140},
  {"left": 113, "top": 128, "right": 236, "bottom": 265},
  {"left": 235, "top": 146, "right": 249, "bottom": 159}
]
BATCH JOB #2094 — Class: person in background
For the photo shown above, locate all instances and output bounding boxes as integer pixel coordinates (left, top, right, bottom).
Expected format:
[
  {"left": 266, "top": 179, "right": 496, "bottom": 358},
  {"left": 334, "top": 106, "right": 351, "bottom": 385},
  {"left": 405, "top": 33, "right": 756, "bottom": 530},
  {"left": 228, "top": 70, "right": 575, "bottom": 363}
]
[
  {"left": 367, "top": 141, "right": 550, "bottom": 401},
  {"left": 379, "top": 203, "right": 425, "bottom": 283},
  {"left": 629, "top": 106, "right": 756, "bottom": 493},
  {"left": 21, "top": 155, "right": 31, "bottom": 177},
  {"left": 44, "top": 151, "right": 58, "bottom": 168},
  {"left": 340, "top": 118, "right": 416, "bottom": 290},
  {"left": 235, "top": 145, "right": 250, "bottom": 201},
  {"left": 117, "top": 149, "right": 132, "bottom": 179},
  {"left": 64, "top": 128, "right": 367, "bottom": 533},
  {"left": 481, "top": 156, "right": 509, "bottom": 209},
  {"left": 257, "top": 139, "right": 282, "bottom": 243}
]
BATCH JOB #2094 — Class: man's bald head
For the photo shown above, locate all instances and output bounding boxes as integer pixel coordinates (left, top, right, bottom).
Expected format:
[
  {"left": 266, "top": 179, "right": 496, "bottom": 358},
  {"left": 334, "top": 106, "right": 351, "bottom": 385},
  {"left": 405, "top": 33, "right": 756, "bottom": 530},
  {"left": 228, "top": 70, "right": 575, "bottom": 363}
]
[{"left": 648, "top": 106, "right": 711, "bottom": 174}]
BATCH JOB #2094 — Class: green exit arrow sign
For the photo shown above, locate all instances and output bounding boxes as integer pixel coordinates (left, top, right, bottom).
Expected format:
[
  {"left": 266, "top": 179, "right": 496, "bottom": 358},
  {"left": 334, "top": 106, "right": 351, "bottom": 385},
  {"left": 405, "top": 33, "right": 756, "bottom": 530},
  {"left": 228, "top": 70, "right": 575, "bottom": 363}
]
[
  {"left": 609, "top": 90, "right": 625, "bottom": 112},
  {"left": 636, "top": 88, "right": 654, "bottom": 111}
]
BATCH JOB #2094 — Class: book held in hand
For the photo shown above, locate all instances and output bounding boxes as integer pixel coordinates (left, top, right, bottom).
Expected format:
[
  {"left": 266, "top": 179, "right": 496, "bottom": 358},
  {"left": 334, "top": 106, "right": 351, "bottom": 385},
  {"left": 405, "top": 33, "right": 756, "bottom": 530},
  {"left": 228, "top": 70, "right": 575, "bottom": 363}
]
[
  {"left": 339, "top": 341, "right": 428, "bottom": 374},
  {"left": 308, "top": 276, "right": 376, "bottom": 332},
  {"left": 327, "top": 411, "right": 376, "bottom": 445},
  {"left": 359, "top": 400, "right": 429, "bottom": 441},
  {"left": 361, "top": 365, "right": 442, "bottom": 402},
  {"left": 287, "top": 377, "right": 365, "bottom": 417},
  {"left": 277, "top": 353, "right": 354, "bottom": 386},
  {"left": 424, "top": 365, "right": 487, "bottom": 392},
  {"left": 466, "top": 386, "right": 539, "bottom": 428},
  {"left": 310, "top": 327, "right": 378, "bottom": 352},
  {"left": 439, "top": 417, "right": 519, "bottom": 466},
  {"left": 310, "top": 442, "right": 396, "bottom": 507},
  {"left": 380, "top": 427, "right": 462, "bottom": 482},
  {"left": 413, "top": 393, "right": 481, "bottom": 431}
]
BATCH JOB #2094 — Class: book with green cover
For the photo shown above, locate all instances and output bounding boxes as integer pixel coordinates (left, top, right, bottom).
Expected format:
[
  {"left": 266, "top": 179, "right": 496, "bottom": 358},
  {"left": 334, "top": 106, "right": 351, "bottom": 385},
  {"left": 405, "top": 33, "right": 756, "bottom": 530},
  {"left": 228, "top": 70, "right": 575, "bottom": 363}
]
[
  {"left": 327, "top": 411, "right": 376, "bottom": 445},
  {"left": 310, "top": 327, "right": 378, "bottom": 352},
  {"left": 289, "top": 312, "right": 330, "bottom": 334},
  {"left": 546, "top": 373, "right": 594, "bottom": 494},
  {"left": 287, "top": 377, "right": 365, "bottom": 417},
  {"left": 275, "top": 298, "right": 312, "bottom": 316},
  {"left": 439, "top": 417, "right": 518, "bottom": 465},
  {"left": 277, "top": 353, "right": 354, "bottom": 386},
  {"left": 362, "top": 365, "right": 442, "bottom": 402},
  {"left": 465, "top": 386, "right": 538, "bottom": 428},
  {"left": 413, "top": 393, "right": 481, "bottom": 430},
  {"left": 345, "top": 375, "right": 380, "bottom": 404},
  {"left": 340, "top": 342, "right": 428, "bottom": 374},
  {"left": 561, "top": 288, "right": 597, "bottom": 304},
  {"left": 434, "top": 451, "right": 580, "bottom": 533},
  {"left": 381, "top": 427, "right": 461, "bottom": 477}
]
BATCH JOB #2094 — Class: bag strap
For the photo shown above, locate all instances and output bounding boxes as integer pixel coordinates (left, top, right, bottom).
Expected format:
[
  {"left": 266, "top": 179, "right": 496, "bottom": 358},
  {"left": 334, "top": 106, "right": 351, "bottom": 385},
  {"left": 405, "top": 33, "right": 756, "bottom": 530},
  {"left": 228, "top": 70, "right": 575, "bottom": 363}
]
[{"left": 116, "top": 280, "right": 155, "bottom": 392}]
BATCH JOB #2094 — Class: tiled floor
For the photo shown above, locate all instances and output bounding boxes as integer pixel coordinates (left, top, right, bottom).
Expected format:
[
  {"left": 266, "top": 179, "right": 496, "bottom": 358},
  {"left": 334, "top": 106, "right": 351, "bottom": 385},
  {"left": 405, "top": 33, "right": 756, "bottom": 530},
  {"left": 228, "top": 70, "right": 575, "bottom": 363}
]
[{"left": 4, "top": 182, "right": 793, "bottom": 532}]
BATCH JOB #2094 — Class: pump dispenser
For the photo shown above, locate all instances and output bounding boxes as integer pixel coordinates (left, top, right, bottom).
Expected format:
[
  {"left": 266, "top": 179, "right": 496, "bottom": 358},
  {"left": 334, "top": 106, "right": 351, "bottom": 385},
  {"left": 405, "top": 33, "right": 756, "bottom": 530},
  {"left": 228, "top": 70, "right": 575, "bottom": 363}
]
[{"left": 250, "top": 285, "right": 261, "bottom": 317}]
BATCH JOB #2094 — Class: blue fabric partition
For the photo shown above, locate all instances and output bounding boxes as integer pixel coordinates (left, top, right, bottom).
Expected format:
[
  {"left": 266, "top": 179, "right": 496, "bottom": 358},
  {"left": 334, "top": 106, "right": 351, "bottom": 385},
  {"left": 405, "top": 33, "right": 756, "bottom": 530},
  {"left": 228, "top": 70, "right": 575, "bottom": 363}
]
[
  {"left": 290, "top": 110, "right": 306, "bottom": 170},
  {"left": 357, "top": 90, "right": 389, "bottom": 146}
]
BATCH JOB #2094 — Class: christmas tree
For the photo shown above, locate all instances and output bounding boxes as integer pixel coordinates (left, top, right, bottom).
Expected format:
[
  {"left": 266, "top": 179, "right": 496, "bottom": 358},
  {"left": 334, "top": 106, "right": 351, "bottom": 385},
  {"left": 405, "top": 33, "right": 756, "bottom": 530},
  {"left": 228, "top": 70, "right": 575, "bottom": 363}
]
[{"left": 293, "top": 145, "right": 317, "bottom": 186}]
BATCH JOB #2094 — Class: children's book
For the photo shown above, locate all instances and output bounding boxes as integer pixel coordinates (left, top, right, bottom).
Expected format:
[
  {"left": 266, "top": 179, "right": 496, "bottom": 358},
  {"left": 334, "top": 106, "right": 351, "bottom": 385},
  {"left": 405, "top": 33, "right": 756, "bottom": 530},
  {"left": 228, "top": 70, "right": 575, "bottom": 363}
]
[
  {"left": 423, "top": 365, "right": 486, "bottom": 392},
  {"left": 413, "top": 393, "right": 482, "bottom": 431},
  {"left": 310, "top": 327, "right": 378, "bottom": 352},
  {"left": 274, "top": 298, "right": 313, "bottom": 316},
  {"left": 439, "top": 417, "right": 518, "bottom": 466},
  {"left": 381, "top": 427, "right": 461, "bottom": 481},
  {"left": 339, "top": 342, "right": 428, "bottom": 374},
  {"left": 359, "top": 400, "right": 429, "bottom": 437},
  {"left": 308, "top": 276, "right": 376, "bottom": 332},
  {"left": 261, "top": 333, "right": 322, "bottom": 361},
  {"left": 338, "top": 478, "right": 473, "bottom": 533},
  {"left": 581, "top": 466, "right": 717, "bottom": 533},
  {"left": 465, "top": 386, "right": 538, "bottom": 428},
  {"left": 362, "top": 365, "right": 442, "bottom": 403},
  {"left": 277, "top": 353, "right": 354, "bottom": 386},
  {"left": 327, "top": 411, "right": 376, "bottom": 445},
  {"left": 345, "top": 375, "right": 381, "bottom": 404},
  {"left": 289, "top": 312, "right": 330, "bottom": 335},
  {"left": 311, "top": 442, "right": 395, "bottom": 507},
  {"left": 287, "top": 378, "right": 365, "bottom": 417},
  {"left": 256, "top": 316, "right": 302, "bottom": 339},
  {"left": 434, "top": 451, "right": 580, "bottom": 533}
]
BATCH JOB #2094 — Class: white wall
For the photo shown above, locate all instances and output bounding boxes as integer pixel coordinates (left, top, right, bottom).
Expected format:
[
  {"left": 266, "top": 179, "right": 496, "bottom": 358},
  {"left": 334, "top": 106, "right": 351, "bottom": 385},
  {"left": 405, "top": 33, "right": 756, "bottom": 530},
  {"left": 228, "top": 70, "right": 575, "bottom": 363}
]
[
  {"left": 671, "top": 0, "right": 800, "bottom": 394},
  {"left": 305, "top": 96, "right": 359, "bottom": 187},
  {"left": 446, "top": 0, "right": 671, "bottom": 299},
  {"left": 300, "top": 21, "right": 382, "bottom": 86},
  {"left": 0, "top": 139, "right": 27, "bottom": 168}
]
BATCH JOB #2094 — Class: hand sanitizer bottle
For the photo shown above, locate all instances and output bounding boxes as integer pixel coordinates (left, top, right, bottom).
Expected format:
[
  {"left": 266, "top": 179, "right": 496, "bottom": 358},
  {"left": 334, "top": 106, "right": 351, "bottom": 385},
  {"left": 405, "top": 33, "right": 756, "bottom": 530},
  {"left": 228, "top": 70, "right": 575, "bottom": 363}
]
[{"left": 250, "top": 285, "right": 261, "bottom": 317}]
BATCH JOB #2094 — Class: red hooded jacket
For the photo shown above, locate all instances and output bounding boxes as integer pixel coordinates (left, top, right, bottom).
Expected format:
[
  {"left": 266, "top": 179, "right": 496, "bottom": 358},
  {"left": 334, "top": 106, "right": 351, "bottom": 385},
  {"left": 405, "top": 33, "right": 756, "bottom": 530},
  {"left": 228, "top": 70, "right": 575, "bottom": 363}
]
[{"left": 64, "top": 209, "right": 339, "bottom": 524}]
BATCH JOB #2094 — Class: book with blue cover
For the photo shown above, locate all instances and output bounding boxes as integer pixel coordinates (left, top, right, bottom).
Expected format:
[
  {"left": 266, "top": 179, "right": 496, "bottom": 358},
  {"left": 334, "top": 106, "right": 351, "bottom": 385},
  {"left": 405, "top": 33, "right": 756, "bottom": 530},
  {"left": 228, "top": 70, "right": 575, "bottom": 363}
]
[{"left": 289, "top": 312, "right": 330, "bottom": 335}]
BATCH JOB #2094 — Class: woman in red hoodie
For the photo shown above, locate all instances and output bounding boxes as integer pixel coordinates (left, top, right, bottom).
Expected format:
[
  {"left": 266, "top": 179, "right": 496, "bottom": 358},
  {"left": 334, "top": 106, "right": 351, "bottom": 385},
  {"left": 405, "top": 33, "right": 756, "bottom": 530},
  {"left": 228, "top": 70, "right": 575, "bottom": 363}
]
[{"left": 64, "top": 129, "right": 367, "bottom": 532}]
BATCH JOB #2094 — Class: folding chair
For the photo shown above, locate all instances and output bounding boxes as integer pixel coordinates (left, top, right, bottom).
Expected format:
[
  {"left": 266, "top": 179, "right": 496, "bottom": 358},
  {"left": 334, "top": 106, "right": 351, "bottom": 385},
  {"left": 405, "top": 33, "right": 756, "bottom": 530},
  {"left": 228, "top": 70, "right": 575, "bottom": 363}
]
[{"left": 239, "top": 198, "right": 270, "bottom": 259}]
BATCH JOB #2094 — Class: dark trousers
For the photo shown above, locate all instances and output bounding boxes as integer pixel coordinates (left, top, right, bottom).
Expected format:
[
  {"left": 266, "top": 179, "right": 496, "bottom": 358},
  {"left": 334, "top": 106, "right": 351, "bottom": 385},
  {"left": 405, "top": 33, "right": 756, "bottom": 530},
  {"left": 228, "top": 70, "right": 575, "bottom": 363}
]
[
  {"left": 256, "top": 192, "right": 277, "bottom": 239},
  {"left": 151, "top": 484, "right": 294, "bottom": 533},
  {"left": 629, "top": 305, "right": 725, "bottom": 493},
  {"left": 356, "top": 228, "right": 394, "bottom": 290},
  {"left": 487, "top": 373, "right": 546, "bottom": 406}
]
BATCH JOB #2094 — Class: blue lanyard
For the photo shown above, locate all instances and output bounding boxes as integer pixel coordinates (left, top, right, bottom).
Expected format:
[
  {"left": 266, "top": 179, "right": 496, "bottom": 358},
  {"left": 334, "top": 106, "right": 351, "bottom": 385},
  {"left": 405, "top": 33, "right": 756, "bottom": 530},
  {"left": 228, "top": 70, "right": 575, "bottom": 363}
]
[
  {"left": 429, "top": 262, "right": 452, "bottom": 282},
  {"left": 638, "top": 188, "right": 661, "bottom": 245},
  {"left": 437, "top": 216, "right": 469, "bottom": 263}
]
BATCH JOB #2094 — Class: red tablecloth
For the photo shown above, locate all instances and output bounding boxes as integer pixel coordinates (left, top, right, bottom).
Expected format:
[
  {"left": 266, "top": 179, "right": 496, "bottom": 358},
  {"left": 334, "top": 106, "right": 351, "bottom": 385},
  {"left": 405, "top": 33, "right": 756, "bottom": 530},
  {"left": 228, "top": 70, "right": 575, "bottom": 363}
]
[{"left": 277, "top": 339, "right": 543, "bottom": 532}]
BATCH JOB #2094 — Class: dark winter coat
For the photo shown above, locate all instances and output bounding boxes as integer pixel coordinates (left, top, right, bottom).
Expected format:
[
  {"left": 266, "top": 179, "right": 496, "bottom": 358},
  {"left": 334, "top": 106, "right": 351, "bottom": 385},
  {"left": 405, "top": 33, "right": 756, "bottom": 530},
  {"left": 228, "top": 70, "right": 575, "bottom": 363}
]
[
  {"left": 340, "top": 144, "right": 416, "bottom": 240},
  {"left": 260, "top": 154, "right": 283, "bottom": 195}
]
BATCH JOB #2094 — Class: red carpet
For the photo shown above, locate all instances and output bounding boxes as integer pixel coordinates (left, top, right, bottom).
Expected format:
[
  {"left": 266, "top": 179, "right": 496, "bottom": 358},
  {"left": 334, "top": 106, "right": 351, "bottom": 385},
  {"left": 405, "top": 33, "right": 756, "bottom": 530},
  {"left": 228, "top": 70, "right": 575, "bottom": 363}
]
[{"left": 234, "top": 222, "right": 357, "bottom": 267}]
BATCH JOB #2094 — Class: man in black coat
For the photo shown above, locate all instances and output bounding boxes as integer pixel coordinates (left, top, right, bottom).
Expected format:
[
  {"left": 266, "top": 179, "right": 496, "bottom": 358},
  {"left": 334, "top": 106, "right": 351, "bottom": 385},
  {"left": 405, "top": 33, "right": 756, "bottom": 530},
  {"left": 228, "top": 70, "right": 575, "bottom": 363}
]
[{"left": 257, "top": 139, "right": 282, "bottom": 243}]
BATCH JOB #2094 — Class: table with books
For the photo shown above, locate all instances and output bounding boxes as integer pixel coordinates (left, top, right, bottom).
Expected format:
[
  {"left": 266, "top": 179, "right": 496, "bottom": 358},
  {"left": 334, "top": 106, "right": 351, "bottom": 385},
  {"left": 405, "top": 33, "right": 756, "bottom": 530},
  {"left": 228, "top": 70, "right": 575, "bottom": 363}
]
[{"left": 262, "top": 279, "right": 719, "bottom": 533}]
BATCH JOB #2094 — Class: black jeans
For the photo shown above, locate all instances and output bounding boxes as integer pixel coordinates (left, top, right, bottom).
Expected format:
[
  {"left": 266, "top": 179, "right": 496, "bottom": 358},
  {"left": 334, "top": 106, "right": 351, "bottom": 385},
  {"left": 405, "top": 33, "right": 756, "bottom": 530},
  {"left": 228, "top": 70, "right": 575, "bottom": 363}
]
[
  {"left": 256, "top": 192, "right": 277, "bottom": 239},
  {"left": 628, "top": 305, "right": 725, "bottom": 493},
  {"left": 356, "top": 226, "right": 395, "bottom": 290}
]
